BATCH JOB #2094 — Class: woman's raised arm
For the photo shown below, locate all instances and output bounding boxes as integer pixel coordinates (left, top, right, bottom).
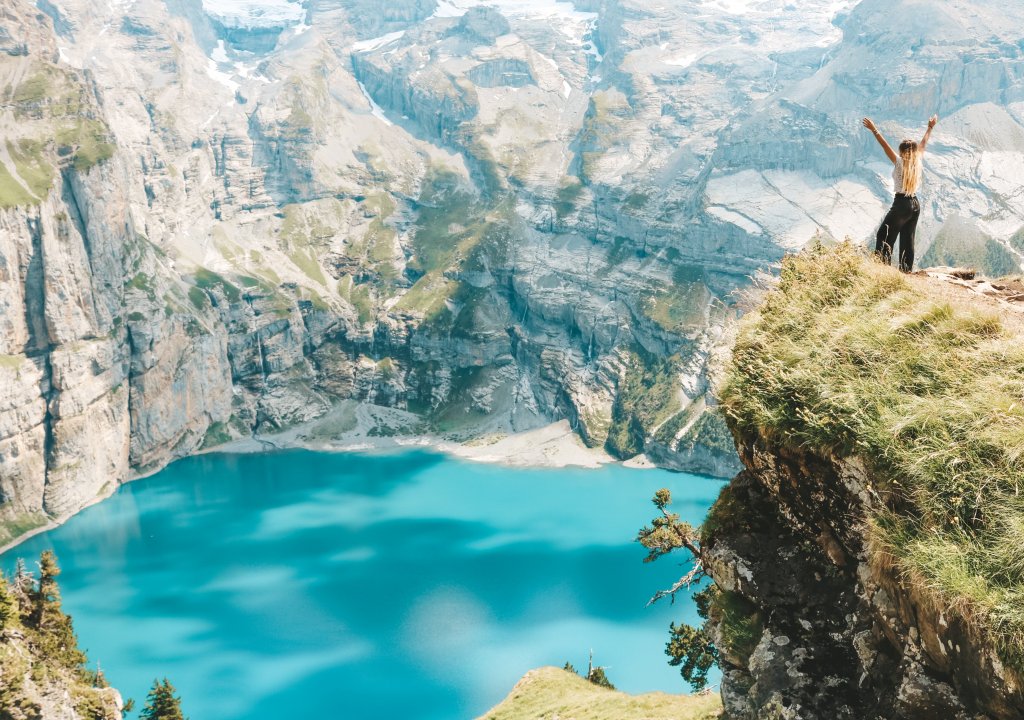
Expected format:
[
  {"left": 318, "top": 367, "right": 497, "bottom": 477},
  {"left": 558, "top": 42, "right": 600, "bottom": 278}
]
[
  {"left": 863, "top": 117, "right": 899, "bottom": 164},
  {"left": 920, "top": 114, "right": 938, "bottom": 152}
]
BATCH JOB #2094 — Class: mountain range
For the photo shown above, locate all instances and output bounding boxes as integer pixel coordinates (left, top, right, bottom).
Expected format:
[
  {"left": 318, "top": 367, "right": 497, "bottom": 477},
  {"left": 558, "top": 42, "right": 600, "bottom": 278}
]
[{"left": 1, "top": 0, "right": 1023, "bottom": 544}]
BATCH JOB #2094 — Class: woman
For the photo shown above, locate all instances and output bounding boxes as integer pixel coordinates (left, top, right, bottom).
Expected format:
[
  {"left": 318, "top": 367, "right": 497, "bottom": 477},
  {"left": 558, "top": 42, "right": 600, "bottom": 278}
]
[{"left": 863, "top": 114, "right": 937, "bottom": 272}]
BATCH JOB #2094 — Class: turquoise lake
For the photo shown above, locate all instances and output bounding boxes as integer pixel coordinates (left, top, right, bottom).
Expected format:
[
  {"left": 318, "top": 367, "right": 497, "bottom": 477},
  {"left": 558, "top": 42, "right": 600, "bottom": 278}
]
[{"left": 2, "top": 449, "right": 725, "bottom": 719}]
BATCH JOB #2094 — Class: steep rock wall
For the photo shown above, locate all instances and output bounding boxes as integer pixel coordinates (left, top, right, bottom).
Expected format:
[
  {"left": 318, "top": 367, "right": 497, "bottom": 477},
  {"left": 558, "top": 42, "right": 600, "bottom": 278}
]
[{"left": 705, "top": 434, "right": 1023, "bottom": 719}]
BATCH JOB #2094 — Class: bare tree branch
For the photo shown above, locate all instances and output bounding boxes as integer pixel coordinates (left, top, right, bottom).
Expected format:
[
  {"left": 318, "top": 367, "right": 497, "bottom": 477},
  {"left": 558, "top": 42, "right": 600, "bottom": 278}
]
[{"left": 646, "top": 560, "right": 706, "bottom": 606}]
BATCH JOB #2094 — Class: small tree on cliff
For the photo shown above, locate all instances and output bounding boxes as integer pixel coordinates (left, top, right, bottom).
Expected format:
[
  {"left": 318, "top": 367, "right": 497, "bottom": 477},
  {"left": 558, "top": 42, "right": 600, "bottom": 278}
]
[
  {"left": 31, "top": 550, "right": 86, "bottom": 668},
  {"left": 587, "top": 665, "right": 615, "bottom": 690},
  {"left": 637, "top": 489, "right": 718, "bottom": 690},
  {"left": 140, "top": 678, "right": 186, "bottom": 720},
  {"left": 0, "top": 576, "right": 16, "bottom": 631},
  {"left": 12, "top": 558, "right": 33, "bottom": 616},
  {"left": 563, "top": 652, "right": 617, "bottom": 690},
  {"left": 32, "top": 550, "right": 61, "bottom": 627},
  {"left": 665, "top": 588, "right": 718, "bottom": 690},
  {"left": 637, "top": 489, "right": 707, "bottom": 602}
]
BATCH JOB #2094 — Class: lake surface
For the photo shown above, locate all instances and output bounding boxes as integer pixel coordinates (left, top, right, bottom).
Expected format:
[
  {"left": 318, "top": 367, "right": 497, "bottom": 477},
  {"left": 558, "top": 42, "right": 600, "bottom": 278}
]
[{"left": 2, "top": 449, "right": 724, "bottom": 719}]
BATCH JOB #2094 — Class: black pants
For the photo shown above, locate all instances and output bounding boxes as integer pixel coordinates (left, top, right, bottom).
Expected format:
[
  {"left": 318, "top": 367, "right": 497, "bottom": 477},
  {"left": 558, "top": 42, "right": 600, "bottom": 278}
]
[{"left": 875, "top": 193, "right": 920, "bottom": 272}]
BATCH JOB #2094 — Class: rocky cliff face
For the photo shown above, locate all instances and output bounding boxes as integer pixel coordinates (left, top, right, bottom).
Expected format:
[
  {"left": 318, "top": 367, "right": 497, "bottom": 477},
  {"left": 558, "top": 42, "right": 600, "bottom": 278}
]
[
  {"left": 706, "top": 440, "right": 1023, "bottom": 719},
  {"left": 2, "top": 0, "right": 1024, "bottom": 546},
  {"left": 703, "top": 246, "right": 1024, "bottom": 719}
]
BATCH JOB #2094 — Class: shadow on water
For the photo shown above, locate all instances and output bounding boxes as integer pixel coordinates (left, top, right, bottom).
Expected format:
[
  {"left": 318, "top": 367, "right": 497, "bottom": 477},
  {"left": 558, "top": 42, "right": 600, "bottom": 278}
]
[{"left": 3, "top": 449, "right": 723, "bottom": 720}]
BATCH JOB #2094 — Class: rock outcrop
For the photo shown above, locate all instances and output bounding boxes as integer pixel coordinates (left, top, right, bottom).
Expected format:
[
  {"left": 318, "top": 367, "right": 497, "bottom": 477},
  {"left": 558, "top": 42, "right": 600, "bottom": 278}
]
[
  {"left": 704, "top": 245, "right": 1024, "bottom": 719},
  {"left": 706, "top": 443, "right": 1024, "bottom": 719}
]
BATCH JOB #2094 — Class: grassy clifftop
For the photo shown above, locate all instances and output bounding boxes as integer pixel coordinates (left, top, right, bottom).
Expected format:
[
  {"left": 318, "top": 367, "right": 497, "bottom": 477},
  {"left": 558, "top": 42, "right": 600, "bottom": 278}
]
[
  {"left": 719, "top": 242, "right": 1024, "bottom": 670},
  {"left": 477, "top": 667, "right": 721, "bottom": 720}
]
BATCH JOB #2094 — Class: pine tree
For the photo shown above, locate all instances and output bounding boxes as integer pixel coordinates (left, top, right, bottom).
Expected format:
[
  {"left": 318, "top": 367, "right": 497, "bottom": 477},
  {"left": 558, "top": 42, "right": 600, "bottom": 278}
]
[
  {"left": 584, "top": 650, "right": 615, "bottom": 690},
  {"left": 140, "top": 678, "right": 186, "bottom": 720},
  {"left": 12, "top": 557, "right": 32, "bottom": 616},
  {"left": 31, "top": 551, "right": 86, "bottom": 668},
  {"left": 33, "top": 550, "right": 61, "bottom": 629},
  {"left": 0, "top": 576, "right": 15, "bottom": 631},
  {"left": 587, "top": 666, "right": 615, "bottom": 690},
  {"left": 639, "top": 489, "right": 718, "bottom": 690}
]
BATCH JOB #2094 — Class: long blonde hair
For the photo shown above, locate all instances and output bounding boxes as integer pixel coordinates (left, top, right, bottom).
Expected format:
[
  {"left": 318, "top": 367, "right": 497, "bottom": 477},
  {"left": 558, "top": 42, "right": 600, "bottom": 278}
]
[{"left": 899, "top": 139, "right": 921, "bottom": 195}]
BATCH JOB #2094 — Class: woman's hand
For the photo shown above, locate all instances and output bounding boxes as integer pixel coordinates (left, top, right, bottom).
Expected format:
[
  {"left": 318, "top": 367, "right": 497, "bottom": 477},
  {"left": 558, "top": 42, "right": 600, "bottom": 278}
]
[
  {"left": 921, "top": 115, "right": 938, "bottom": 151},
  {"left": 865, "top": 118, "right": 898, "bottom": 163}
]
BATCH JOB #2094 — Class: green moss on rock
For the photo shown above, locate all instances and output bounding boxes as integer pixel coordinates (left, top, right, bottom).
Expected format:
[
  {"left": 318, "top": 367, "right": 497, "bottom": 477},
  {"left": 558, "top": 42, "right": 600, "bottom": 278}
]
[
  {"left": 710, "top": 589, "right": 763, "bottom": 665},
  {"left": 606, "top": 350, "right": 682, "bottom": 459},
  {"left": 194, "top": 268, "right": 241, "bottom": 303}
]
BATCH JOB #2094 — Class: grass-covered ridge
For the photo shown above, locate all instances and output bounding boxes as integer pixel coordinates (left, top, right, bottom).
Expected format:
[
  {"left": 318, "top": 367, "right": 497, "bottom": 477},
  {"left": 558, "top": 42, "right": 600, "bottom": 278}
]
[
  {"left": 719, "top": 242, "right": 1024, "bottom": 670},
  {"left": 477, "top": 666, "right": 721, "bottom": 720},
  {"left": 0, "top": 60, "right": 116, "bottom": 209}
]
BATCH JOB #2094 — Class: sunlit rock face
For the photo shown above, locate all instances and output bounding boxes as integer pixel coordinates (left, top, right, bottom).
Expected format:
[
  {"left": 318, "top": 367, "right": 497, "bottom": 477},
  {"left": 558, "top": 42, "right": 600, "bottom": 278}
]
[{"left": 1, "top": 0, "right": 1022, "bottom": 539}]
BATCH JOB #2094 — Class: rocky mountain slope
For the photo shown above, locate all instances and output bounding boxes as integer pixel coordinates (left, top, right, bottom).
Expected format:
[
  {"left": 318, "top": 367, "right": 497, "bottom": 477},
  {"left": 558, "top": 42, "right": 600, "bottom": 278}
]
[
  {"left": 704, "top": 244, "right": 1024, "bottom": 719},
  {"left": 1, "top": 0, "right": 1024, "bottom": 545}
]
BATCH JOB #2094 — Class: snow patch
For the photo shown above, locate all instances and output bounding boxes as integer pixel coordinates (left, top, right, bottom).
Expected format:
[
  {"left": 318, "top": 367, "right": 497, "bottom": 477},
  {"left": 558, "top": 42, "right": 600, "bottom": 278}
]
[
  {"left": 561, "top": 80, "right": 571, "bottom": 99},
  {"left": 358, "top": 81, "right": 394, "bottom": 126},
  {"left": 665, "top": 52, "right": 700, "bottom": 68},
  {"left": 707, "top": 205, "right": 763, "bottom": 235},
  {"left": 659, "top": 0, "right": 855, "bottom": 72},
  {"left": 707, "top": 169, "right": 883, "bottom": 249},
  {"left": 211, "top": 39, "right": 230, "bottom": 63},
  {"left": 976, "top": 151, "right": 1024, "bottom": 200},
  {"left": 433, "top": 0, "right": 470, "bottom": 17},
  {"left": 432, "top": 0, "right": 595, "bottom": 22},
  {"left": 206, "top": 57, "right": 240, "bottom": 94},
  {"left": 351, "top": 30, "right": 406, "bottom": 53},
  {"left": 581, "top": 39, "right": 602, "bottom": 62},
  {"left": 537, "top": 53, "right": 559, "bottom": 70},
  {"left": 202, "top": 0, "right": 305, "bottom": 29},
  {"left": 235, "top": 60, "right": 269, "bottom": 83},
  {"left": 701, "top": 0, "right": 757, "bottom": 15}
]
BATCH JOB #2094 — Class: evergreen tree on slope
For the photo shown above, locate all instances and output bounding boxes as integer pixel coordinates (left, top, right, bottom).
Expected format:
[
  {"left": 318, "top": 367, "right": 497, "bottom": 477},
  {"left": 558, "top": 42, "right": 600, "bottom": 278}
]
[{"left": 141, "top": 678, "right": 187, "bottom": 720}]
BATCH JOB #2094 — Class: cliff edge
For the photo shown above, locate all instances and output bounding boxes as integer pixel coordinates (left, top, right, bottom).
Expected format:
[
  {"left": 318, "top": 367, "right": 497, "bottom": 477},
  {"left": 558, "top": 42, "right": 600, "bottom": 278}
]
[{"left": 706, "top": 243, "right": 1024, "bottom": 719}]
